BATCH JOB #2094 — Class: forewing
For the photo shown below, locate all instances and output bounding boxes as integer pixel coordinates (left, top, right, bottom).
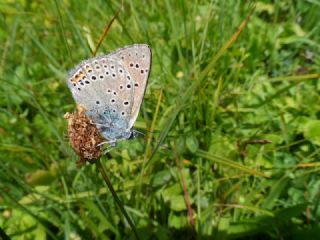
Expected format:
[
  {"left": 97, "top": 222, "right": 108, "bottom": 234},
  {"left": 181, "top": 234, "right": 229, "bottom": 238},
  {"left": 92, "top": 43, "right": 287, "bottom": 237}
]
[{"left": 110, "top": 44, "right": 152, "bottom": 128}]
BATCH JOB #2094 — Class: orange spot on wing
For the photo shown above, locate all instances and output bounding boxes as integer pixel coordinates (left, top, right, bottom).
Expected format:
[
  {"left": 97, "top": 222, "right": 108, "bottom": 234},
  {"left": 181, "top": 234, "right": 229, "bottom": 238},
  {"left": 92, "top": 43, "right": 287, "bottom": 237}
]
[{"left": 71, "top": 71, "right": 88, "bottom": 84}]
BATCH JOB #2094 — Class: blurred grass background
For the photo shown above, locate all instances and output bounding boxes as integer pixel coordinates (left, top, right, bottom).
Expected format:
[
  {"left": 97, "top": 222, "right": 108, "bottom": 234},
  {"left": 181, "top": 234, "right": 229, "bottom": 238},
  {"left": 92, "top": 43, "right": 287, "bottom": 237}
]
[{"left": 1, "top": 0, "right": 320, "bottom": 239}]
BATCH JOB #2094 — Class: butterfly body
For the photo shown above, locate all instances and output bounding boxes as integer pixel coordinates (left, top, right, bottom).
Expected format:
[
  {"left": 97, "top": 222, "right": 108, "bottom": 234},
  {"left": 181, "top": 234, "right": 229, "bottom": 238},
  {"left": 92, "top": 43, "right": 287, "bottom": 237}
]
[{"left": 67, "top": 44, "right": 151, "bottom": 146}]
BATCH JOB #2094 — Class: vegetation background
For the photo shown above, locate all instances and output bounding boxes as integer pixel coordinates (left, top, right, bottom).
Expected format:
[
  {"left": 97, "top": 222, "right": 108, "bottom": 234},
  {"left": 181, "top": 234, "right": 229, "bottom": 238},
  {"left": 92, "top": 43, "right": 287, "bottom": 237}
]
[{"left": 1, "top": 0, "right": 320, "bottom": 239}]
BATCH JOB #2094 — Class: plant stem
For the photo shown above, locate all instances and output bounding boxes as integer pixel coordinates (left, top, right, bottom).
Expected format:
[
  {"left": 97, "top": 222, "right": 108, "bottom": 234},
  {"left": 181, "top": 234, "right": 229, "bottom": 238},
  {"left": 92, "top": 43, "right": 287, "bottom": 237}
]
[{"left": 96, "top": 158, "right": 140, "bottom": 240}]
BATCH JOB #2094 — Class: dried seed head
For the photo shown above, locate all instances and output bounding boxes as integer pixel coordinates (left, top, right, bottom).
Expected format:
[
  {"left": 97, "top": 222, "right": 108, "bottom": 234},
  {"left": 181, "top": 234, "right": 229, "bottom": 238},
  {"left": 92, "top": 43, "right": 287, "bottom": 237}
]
[{"left": 64, "top": 105, "right": 104, "bottom": 167}]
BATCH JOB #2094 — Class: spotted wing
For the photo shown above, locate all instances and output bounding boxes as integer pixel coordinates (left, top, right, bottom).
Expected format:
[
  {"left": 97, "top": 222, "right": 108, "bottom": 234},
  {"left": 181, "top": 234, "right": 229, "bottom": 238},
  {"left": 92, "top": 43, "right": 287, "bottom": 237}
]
[
  {"left": 67, "top": 56, "right": 134, "bottom": 138},
  {"left": 109, "top": 44, "right": 152, "bottom": 128}
]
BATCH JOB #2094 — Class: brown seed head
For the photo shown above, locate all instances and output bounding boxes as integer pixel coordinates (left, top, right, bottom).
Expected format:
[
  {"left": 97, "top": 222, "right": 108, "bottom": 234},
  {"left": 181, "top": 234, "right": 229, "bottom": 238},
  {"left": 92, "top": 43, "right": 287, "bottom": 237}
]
[{"left": 64, "top": 105, "right": 104, "bottom": 167}]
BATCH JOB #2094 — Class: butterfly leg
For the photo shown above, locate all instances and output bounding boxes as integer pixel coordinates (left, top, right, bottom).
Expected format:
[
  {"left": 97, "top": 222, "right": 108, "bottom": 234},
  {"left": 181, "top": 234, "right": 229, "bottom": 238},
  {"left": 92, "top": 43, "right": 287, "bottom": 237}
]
[
  {"left": 102, "top": 142, "right": 117, "bottom": 154},
  {"left": 96, "top": 140, "right": 117, "bottom": 154},
  {"left": 97, "top": 140, "right": 116, "bottom": 147}
]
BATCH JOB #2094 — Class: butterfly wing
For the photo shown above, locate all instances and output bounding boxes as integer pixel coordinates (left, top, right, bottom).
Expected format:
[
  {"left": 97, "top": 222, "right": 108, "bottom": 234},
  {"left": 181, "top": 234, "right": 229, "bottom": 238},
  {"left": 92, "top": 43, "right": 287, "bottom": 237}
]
[
  {"left": 110, "top": 44, "right": 152, "bottom": 128},
  {"left": 67, "top": 56, "right": 134, "bottom": 140}
]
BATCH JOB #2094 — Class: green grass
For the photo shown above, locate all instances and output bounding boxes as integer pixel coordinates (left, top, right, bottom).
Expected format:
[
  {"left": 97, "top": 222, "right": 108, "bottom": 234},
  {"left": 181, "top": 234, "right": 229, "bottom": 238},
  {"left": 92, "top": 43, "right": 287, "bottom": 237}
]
[{"left": 1, "top": 0, "right": 320, "bottom": 239}]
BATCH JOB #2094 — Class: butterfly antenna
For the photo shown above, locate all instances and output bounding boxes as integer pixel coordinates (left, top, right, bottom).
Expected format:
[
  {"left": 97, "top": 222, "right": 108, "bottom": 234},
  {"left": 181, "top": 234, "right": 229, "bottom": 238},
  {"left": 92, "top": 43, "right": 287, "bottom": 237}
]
[{"left": 132, "top": 129, "right": 145, "bottom": 136}]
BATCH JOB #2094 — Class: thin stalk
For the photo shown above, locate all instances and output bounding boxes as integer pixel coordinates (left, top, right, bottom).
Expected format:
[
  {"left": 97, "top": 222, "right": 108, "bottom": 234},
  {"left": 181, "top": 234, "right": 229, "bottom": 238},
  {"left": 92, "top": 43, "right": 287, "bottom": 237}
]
[{"left": 96, "top": 158, "right": 140, "bottom": 240}]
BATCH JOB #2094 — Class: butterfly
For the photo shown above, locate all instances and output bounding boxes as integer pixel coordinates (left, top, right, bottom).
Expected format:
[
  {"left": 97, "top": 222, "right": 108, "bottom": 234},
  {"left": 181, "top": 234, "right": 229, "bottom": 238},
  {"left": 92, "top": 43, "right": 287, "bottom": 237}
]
[{"left": 67, "top": 44, "right": 151, "bottom": 149}]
